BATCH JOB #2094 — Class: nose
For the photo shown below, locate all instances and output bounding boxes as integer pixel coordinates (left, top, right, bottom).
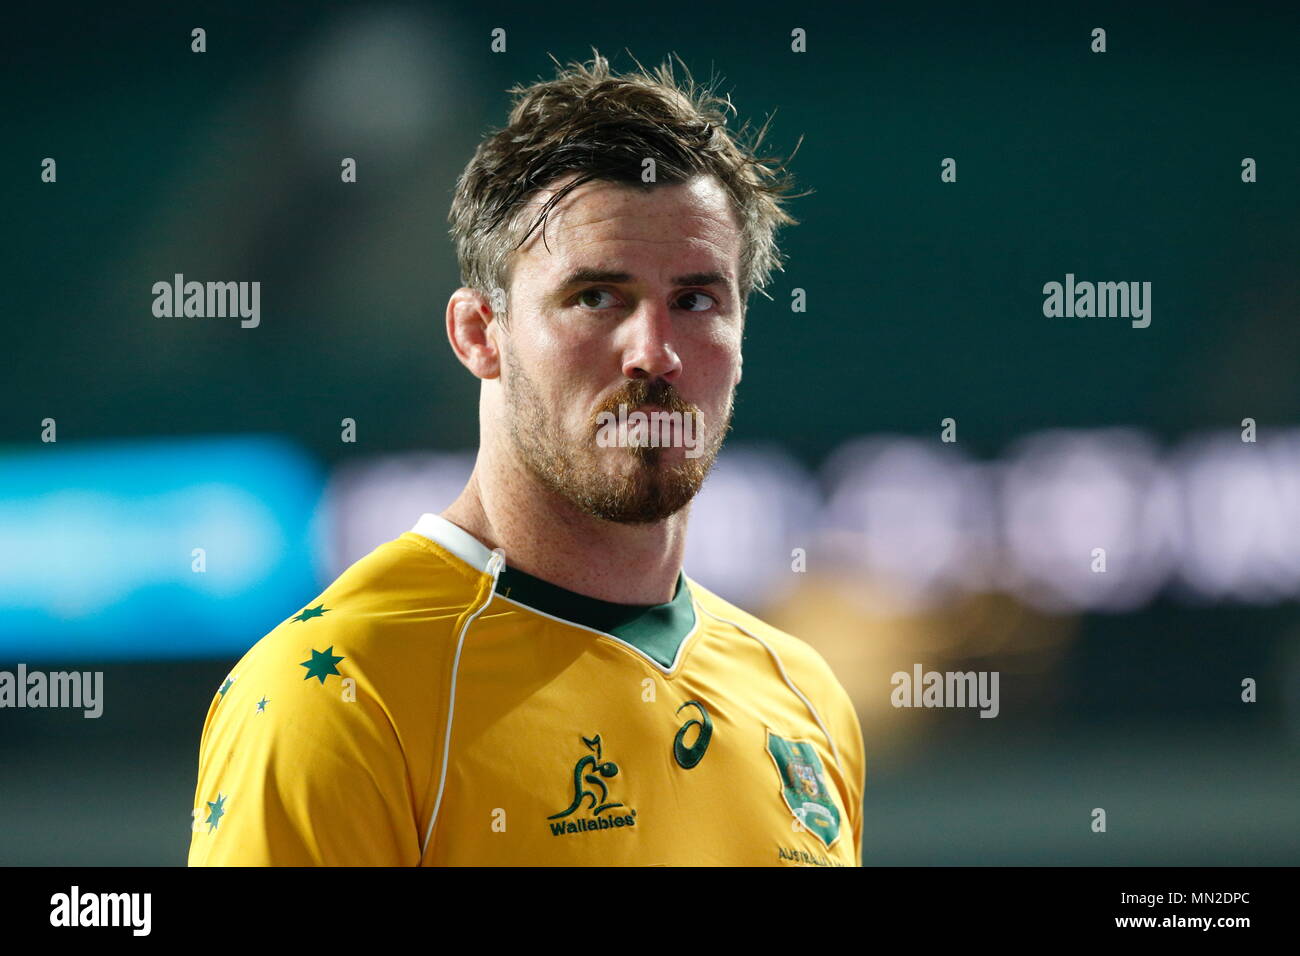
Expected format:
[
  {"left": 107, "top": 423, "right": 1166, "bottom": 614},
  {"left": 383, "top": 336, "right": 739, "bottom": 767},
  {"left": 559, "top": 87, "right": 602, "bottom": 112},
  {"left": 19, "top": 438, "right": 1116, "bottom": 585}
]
[{"left": 621, "top": 300, "right": 682, "bottom": 383}]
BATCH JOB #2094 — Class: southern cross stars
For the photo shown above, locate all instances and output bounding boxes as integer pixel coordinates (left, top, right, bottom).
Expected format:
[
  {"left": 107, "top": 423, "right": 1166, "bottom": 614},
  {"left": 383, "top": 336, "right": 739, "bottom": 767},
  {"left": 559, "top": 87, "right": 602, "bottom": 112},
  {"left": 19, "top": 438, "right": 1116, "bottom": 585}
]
[
  {"left": 300, "top": 646, "right": 345, "bottom": 684},
  {"left": 292, "top": 604, "right": 330, "bottom": 623},
  {"left": 206, "top": 792, "right": 227, "bottom": 833}
]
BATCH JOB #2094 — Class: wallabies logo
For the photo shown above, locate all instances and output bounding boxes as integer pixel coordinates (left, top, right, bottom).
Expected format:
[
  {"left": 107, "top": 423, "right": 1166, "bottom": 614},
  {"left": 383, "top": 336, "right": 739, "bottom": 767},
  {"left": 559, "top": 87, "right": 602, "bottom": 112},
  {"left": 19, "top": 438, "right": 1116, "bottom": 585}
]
[{"left": 549, "top": 734, "right": 625, "bottom": 819}]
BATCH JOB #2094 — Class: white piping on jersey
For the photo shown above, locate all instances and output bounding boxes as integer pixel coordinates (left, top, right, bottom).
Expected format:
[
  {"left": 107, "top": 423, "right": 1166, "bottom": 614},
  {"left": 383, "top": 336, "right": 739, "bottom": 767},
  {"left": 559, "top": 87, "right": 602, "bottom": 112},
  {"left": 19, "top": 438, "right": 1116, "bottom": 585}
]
[
  {"left": 492, "top": 591, "right": 700, "bottom": 675},
  {"left": 694, "top": 602, "right": 843, "bottom": 773},
  {"left": 421, "top": 547, "right": 505, "bottom": 860},
  {"left": 411, "top": 513, "right": 496, "bottom": 573}
]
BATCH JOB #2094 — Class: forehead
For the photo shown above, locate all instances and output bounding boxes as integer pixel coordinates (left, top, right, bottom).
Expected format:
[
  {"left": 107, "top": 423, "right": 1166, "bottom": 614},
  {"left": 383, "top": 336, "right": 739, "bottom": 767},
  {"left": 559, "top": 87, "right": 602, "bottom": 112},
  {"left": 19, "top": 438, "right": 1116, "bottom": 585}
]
[{"left": 512, "top": 175, "right": 742, "bottom": 281}]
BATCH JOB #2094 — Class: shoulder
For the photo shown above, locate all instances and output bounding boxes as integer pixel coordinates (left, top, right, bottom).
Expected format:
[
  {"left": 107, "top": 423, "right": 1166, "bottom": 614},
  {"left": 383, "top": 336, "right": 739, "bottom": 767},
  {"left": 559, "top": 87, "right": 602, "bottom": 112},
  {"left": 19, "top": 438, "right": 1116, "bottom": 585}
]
[
  {"left": 312, "top": 529, "right": 490, "bottom": 617},
  {"left": 687, "top": 576, "right": 843, "bottom": 693},
  {"left": 203, "top": 532, "right": 491, "bottom": 733},
  {"left": 686, "top": 575, "right": 864, "bottom": 772}
]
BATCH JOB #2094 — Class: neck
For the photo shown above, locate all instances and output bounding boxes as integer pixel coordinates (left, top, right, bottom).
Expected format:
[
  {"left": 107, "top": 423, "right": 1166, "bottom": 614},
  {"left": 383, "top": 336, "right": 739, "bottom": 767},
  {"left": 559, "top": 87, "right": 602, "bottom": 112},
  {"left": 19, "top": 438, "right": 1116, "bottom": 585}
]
[{"left": 440, "top": 450, "right": 689, "bottom": 605}]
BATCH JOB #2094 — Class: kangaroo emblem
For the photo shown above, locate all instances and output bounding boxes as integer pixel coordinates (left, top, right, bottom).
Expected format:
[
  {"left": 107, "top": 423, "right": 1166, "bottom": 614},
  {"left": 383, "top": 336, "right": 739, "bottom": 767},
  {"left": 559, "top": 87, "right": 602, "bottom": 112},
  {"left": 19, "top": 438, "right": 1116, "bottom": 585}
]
[{"left": 548, "top": 734, "right": 624, "bottom": 819}]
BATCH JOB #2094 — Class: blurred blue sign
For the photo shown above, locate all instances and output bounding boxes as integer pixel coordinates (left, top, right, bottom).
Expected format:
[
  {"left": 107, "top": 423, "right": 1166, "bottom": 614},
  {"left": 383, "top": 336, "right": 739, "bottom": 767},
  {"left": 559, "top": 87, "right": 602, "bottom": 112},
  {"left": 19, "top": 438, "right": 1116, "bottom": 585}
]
[{"left": 0, "top": 435, "right": 326, "bottom": 660}]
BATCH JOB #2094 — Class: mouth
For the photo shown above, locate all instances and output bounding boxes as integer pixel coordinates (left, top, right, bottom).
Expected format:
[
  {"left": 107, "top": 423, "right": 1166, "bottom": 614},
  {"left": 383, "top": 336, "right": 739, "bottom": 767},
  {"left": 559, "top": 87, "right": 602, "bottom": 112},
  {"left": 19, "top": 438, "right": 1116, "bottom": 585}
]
[{"left": 631, "top": 403, "right": 675, "bottom": 416}]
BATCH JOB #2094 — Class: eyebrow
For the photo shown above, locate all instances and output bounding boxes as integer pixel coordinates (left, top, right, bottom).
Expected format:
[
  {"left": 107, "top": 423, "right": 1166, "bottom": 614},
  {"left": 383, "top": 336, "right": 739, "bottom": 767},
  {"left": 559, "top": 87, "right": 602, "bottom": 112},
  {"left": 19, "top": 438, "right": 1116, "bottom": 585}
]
[{"left": 556, "top": 267, "right": 730, "bottom": 289}]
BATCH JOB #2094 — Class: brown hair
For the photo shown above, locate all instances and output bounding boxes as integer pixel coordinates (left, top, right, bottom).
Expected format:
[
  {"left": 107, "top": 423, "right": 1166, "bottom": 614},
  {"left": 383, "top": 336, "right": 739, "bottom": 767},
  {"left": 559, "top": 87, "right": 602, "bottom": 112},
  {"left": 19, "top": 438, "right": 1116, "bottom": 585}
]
[{"left": 448, "top": 49, "right": 805, "bottom": 320}]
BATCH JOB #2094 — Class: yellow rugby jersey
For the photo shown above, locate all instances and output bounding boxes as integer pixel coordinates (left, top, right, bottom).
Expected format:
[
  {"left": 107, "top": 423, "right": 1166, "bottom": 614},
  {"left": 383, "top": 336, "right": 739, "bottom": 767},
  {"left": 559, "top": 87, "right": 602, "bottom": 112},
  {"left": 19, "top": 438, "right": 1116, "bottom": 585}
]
[{"left": 188, "top": 513, "right": 865, "bottom": 866}]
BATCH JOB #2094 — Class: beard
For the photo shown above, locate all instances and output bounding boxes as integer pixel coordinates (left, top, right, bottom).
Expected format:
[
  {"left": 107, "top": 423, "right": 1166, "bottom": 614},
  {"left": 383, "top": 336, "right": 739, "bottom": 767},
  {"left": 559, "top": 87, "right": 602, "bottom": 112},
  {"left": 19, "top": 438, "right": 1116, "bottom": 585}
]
[{"left": 503, "top": 349, "right": 733, "bottom": 524}]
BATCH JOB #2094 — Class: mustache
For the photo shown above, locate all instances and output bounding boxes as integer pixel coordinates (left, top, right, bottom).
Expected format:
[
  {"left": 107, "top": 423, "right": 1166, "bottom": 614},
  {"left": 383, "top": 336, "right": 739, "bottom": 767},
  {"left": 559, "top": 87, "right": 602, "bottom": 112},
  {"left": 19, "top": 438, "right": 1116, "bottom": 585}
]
[{"left": 592, "top": 379, "right": 697, "bottom": 419}]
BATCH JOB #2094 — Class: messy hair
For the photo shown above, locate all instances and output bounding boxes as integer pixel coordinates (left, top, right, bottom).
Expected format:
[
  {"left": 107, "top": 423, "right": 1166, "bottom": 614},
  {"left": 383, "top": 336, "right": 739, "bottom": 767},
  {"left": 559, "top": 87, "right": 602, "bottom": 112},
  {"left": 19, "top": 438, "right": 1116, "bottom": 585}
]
[{"left": 448, "top": 49, "right": 805, "bottom": 320}]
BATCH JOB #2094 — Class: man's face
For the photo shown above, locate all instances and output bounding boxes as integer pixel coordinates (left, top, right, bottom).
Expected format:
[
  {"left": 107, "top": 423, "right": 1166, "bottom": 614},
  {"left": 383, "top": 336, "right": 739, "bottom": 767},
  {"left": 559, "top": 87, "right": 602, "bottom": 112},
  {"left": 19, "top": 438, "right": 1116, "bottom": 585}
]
[{"left": 494, "top": 173, "right": 744, "bottom": 525}]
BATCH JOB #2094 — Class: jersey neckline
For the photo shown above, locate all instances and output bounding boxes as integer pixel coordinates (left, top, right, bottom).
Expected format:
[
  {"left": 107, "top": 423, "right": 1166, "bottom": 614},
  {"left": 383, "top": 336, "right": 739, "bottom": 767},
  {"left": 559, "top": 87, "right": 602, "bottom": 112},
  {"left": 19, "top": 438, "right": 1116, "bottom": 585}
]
[{"left": 408, "top": 513, "right": 697, "bottom": 671}]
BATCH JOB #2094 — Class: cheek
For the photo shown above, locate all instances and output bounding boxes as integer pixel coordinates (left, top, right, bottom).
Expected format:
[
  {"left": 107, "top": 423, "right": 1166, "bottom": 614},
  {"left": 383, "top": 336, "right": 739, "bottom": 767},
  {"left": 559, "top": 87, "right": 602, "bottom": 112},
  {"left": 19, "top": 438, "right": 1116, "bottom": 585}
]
[
  {"left": 515, "top": 327, "right": 609, "bottom": 427},
  {"left": 530, "top": 308, "right": 607, "bottom": 372},
  {"left": 695, "top": 327, "right": 742, "bottom": 382},
  {"left": 511, "top": 317, "right": 579, "bottom": 387}
]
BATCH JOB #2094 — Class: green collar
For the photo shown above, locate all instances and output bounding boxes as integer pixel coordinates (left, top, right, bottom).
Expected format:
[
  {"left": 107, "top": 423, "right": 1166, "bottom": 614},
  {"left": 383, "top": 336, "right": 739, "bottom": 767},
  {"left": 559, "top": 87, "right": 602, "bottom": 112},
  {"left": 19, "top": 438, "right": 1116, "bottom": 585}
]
[
  {"left": 494, "top": 565, "right": 697, "bottom": 671},
  {"left": 408, "top": 513, "right": 698, "bottom": 671}
]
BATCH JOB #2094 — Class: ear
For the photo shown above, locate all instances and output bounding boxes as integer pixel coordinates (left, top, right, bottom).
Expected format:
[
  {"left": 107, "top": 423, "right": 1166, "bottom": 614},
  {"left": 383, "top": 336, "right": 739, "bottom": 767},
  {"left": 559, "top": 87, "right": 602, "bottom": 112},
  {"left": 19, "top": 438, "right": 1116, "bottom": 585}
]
[{"left": 446, "top": 287, "right": 502, "bottom": 380}]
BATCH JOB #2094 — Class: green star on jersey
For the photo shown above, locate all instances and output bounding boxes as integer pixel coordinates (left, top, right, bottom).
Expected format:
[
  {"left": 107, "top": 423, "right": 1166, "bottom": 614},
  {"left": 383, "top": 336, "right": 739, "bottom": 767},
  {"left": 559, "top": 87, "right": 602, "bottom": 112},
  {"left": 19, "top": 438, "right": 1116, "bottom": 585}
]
[
  {"left": 300, "top": 646, "right": 345, "bottom": 684},
  {"left": 292, "top": 604, "right": 330, "bottom": 623},
  {"left": 256, "top": 697, "right": 270, "bottom": 713},
  {"left": 206, "top": 792, "right": 227, "bottom": 833},
  {"left": 218, "top": 676, "right": 236, "bottom": 697}
]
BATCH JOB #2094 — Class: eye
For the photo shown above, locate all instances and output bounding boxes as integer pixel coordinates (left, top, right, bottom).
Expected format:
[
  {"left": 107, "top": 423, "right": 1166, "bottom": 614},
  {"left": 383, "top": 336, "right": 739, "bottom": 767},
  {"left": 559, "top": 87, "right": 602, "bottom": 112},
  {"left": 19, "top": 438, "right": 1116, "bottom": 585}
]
[
  {"left": 575, "top": 288, "right": 619, "bottom": 309},
  {"left": 676, "top": 290, "right": 717, "bottom": 312}
]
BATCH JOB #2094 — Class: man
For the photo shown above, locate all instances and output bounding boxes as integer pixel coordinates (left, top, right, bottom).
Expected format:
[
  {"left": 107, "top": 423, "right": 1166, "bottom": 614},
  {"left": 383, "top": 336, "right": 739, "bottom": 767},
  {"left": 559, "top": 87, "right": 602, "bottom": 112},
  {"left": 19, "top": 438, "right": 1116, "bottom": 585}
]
[{"left": 188, "top": 51, "right": 865, "bottom": 866}]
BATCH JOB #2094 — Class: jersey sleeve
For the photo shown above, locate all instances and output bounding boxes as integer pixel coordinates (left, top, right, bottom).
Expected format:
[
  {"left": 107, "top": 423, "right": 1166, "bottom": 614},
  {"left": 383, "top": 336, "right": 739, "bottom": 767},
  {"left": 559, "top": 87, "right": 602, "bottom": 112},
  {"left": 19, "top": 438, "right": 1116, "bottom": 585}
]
[
  {"left": 812, "top": 653, "right": 867, "bottom": 867},
  {"left": 847, "top": 706, "right": 866, "bottom": 866},
  {"left": 187, "top": 619, "right": 424, "bottom": 866}
]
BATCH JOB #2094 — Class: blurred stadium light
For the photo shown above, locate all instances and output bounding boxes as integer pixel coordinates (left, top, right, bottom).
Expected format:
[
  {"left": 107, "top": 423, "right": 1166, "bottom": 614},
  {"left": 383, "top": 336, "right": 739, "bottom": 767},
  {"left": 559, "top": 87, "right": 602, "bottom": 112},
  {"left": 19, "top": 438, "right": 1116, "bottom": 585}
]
[
  {"left": 683, "top": 444, "right": 821, "bottom": 608},
  {"left": 1175, "top": 430, "right": 1300, "bottom": 602},
  {"left": 1000, "top": 428, "right": 1181, "bottom": 613},
  {"left": 3, "top": 427, "right": 1298, "bottom": 662},
  {"left": 324, "top": 449, "right": 475, "bottom": 572},
  {"left": 0, "top": 435, "right": 325, "bottom": 659},
  {"left": 821, "top": 436, "right": 998, "bottom": 612},
  {"left": 294, "top": 6, "right": 451, "bottom": 153}
]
